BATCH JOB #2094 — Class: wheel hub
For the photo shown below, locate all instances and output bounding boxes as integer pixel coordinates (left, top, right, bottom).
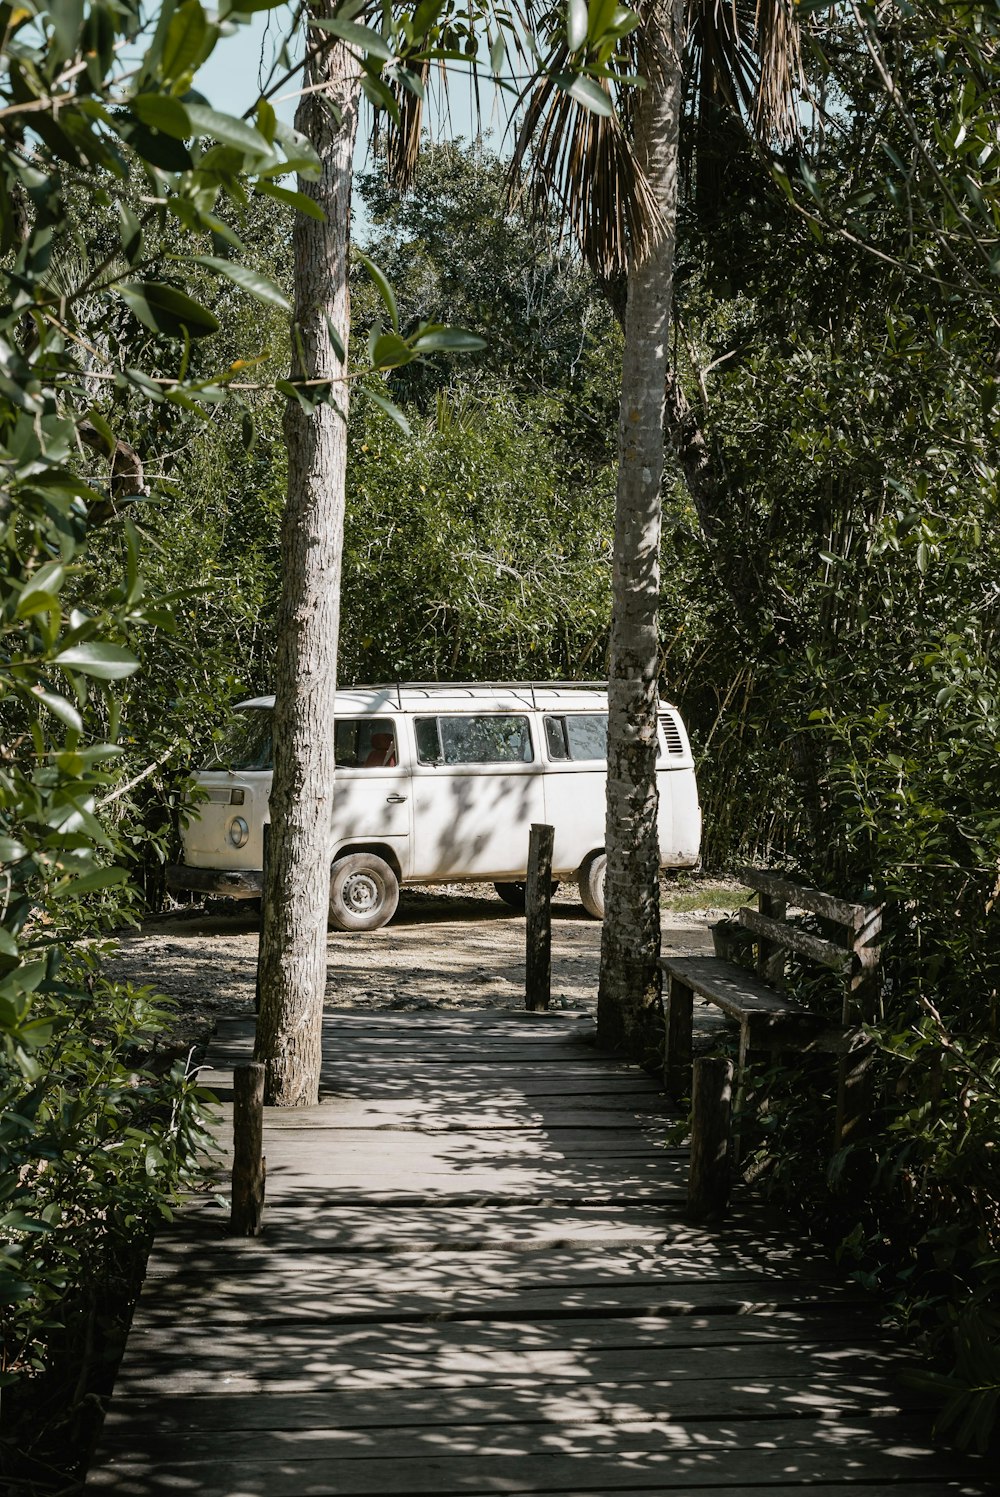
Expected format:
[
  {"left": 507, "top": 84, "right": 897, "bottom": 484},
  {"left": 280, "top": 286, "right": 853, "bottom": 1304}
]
[{"left": 342, "top": 872, "right": 381, "bottom": 914}]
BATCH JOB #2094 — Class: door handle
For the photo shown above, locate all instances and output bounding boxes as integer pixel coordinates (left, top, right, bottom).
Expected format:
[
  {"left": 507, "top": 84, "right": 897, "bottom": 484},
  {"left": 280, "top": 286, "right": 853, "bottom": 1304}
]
[{"left": 386, "top": 793, "right": 407, "bottom": 804}]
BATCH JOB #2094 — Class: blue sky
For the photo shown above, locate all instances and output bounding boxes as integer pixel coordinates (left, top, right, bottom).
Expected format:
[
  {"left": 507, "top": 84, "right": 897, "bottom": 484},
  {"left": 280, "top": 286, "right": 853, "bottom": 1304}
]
[{"left": 194, "top": 10, "right": 511, "bottom": 234}]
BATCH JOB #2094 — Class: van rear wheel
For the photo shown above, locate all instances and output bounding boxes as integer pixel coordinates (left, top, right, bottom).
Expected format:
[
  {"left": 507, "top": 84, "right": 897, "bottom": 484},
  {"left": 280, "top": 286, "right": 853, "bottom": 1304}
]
[
  {"left": 494, "top": 880, "right": 559, "bottom": 912},
  {"left": 577, "top": 852, "right": 606, "bottom": 919},
  {"left": 329, "top": 853, "right": 399, "bottom": 932}
]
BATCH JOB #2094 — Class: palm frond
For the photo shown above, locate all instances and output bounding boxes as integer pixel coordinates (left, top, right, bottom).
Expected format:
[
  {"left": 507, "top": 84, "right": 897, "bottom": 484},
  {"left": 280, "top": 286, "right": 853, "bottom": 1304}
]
[
  {"left": 509, "top": 39, "right": 662, "bottom": 282},
  {"left": 686, "top": 0, "right": 803, "bottom": 142},
  {"left": 382, "top": 60, "right": 431, "bottom": 191}
]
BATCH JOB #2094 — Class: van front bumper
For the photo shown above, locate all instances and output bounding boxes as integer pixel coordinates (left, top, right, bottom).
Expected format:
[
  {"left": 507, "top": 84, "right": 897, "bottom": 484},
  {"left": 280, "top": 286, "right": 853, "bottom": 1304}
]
[{"left": 165, "top": 865, "right": 263, "bottom": 898}]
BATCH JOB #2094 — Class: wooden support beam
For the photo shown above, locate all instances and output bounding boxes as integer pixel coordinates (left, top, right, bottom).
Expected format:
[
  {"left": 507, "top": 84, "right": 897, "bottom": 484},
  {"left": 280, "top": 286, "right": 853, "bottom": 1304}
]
[
  {"left": 834, "top": 907, "right": 884, "bottom": 1153},
  {"left": 687, "top": 1057, "right": 734, "bottom": 1223},
  {"left": 664, "top": 976, "right": 694, "bottom": 1099},
  {"left": 739, "top": 906, "right": 851, "bottom": 972},
  {"left": 254, "top": 823, "right": 270, "bottom": 1017},
  {"left": 735, "top": 866, "right": 871, "bottom": 930},
  {"left": 525, "top": 823, "right": 554, "bottom": 1013},
  {"left": 231, "top": 1062, "right": 266, "bottom": 1237},
  {"left": 755, "top": 893, "right": 787, "bottom": 988}
]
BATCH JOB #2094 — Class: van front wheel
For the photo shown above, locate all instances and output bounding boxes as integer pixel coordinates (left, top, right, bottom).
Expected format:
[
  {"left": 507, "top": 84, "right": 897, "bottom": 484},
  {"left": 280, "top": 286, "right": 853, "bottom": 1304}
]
[
  {"left": 329, "top": 854, "right": 399, "bottom": 932},
  {"left": 577, "top": 853, "right": 606, "bottom": 919}
]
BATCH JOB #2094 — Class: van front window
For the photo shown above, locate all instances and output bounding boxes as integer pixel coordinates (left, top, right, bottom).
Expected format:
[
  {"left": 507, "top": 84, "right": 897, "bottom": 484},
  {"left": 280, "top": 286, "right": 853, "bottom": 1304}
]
[
  {"left": 210, "top": 709, "right": 273, "bottom": 770},
  {"left": 335, "top": 718, "right": 397, "bottom": 768}
]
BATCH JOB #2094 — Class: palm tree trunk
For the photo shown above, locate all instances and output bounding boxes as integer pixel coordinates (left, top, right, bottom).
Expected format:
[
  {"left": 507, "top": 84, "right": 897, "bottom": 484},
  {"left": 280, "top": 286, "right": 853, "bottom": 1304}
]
[
  {"left": 254, "top": 18, "right": 361, "bottom": 1106},
  {"left": 597, "top": 0, "right": 684, "bottom": 1064}
]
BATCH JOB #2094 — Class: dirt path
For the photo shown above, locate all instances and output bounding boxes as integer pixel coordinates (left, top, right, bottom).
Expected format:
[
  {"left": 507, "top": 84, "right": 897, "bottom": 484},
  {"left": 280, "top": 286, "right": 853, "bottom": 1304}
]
[{"left": 107, "top": 884, "right": 724, "bottom": 1031}]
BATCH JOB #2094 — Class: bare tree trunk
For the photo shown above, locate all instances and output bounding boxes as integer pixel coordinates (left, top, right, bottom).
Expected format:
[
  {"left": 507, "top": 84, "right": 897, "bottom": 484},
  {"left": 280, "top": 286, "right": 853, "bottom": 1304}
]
[
  {"left": 597, "top": 0, "right": 684, "bottom": 1064},
  {"left": 254, "top": 17, "right": 361, "bottom": 1106}
]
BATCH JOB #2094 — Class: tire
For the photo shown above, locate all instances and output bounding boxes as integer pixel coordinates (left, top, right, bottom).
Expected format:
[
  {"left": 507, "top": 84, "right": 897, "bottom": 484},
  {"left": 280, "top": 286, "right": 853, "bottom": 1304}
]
[
  {"left": 328, "top": 853, "right": 399, "bottom": 932},
  {"left": 494, "top": 880, "right": 559, "bottom": 912},
  {"left": 577, "top": 852, "right": 606, "bottom": 919}
]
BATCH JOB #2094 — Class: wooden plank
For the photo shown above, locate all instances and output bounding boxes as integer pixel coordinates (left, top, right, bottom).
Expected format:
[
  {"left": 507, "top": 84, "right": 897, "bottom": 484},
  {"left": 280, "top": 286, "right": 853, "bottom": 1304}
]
[
  {"left": 96, "top": 1376, "right": 938, "bottom": 1438},
  {"left": 212, "top": 1124, "right": 677, "bottom": 1154},
  {"left": 148, "top": 1202, "right": 680, "bottom": 1253},
  {"left": 140, "top": 1238, "right": 837, "bottom": 1291},
  {"left": 88, "top": 1435, "right": 991, "bottom": 1495},
  {"left": 659, "top": 955, "right": 817, "bottom": 1021},
  {"left": 95, "top": 1411, "right": 952, "bottom": 1464},
  {"left": 88, "top": 1003, "right": 984, "bottom": 1497},
  {"left": 130, "top": 1272, "right": 866, "bottom": 1326},
  {"left": 735, "top": 866, "right": 874, "bottom": 929},
  {"left": 200, "top": 1071, "right": 667, "bottom": 1103},
  {"left": 212, "top": 1097, "right": 677, "bottom": 1128},
  {"left": 739, "top": 907, "right": 851, "bottom": 972},
  {"left": 110, "top": 1342, "right": 909, "bottom": 1400},
  {"left": 208, "top": 1046, "right": 607, "bottom": 1066},
  {"left": 90, "top": 1472, "right": 989, "bottom": 1497}
]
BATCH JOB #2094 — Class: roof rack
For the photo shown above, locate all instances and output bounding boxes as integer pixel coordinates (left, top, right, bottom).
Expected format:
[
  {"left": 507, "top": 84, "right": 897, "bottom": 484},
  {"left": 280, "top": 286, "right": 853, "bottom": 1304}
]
[{"left": 358, "top": 681, "right": 608, "bottom": 710}]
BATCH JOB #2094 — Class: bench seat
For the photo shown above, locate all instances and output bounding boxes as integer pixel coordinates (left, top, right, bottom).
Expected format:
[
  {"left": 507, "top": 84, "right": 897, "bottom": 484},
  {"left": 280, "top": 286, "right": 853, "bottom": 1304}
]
[{"left": 660, "top": 953, "right": 825, "bottom": 1097}]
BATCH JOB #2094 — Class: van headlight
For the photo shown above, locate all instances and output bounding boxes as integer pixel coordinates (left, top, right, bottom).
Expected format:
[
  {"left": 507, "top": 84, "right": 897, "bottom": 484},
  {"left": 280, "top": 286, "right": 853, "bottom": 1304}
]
[{"left": 228, "top": 817, "right": 250, "bottom": 848}]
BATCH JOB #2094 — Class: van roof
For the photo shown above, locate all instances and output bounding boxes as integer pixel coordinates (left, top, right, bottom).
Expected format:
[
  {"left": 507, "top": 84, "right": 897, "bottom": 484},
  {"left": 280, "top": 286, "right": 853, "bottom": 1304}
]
[{"left": 235, "top": 683, "right": 682, "bottom": 714}]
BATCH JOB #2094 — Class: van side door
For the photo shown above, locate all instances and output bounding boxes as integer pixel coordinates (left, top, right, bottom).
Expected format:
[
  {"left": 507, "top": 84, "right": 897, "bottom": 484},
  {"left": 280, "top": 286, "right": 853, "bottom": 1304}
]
[
  {"left": 331, "top": 716, "right": 411, "bottom": 876},
  {"left": 408, "top": 712, "right": 544, "bottom": 879}
]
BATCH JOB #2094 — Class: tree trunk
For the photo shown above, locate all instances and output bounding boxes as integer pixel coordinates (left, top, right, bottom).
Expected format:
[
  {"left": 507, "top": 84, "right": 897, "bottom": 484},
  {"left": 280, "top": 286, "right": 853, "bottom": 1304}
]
[
  {"left": 254, "top": 16, "right": 361, "bottom": 1106},
  {"left": 597, "top": 0, "right": 684, "bottom": 1065}
]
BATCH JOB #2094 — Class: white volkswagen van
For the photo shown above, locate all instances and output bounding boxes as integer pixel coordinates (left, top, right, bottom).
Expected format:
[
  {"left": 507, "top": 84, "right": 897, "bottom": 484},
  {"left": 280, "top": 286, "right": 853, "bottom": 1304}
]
[{"left": 168, "top": 682, "right": 701, "bottom": 930}]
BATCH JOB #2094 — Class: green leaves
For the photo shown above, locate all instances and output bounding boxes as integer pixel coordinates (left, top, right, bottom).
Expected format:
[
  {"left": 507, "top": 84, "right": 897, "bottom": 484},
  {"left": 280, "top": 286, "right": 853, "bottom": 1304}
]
[
  {"left": 160, "top": 0, "right": 213, "bottom": 82},
  {"left": 309, "top": 13, "right": 395, "bottom": 62},
  {"left": 117, "top": 281, "right": 220, "bottom": 339},
  {"left": 53, "top": 644, "right": 140, "bottom": 680},
  {"left": 566, "top": 0, "right": 588, "bottom": 52},
  {"left": 357, "top": 254, "right": 399, "bottom": 333},
  {"left": 191, "top": 257, "right": 290, "bottom": 311},
  {"left": 410, "top": 327, "right": 486, "bottom": 354},
  {"left": 559, "top": 73, "right": 614, "bottom": 117}
]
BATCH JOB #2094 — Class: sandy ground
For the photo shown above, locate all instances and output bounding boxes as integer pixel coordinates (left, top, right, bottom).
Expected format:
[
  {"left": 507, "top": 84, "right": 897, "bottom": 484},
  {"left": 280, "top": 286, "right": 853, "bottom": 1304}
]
[{"left": 106, "top": 882, "right": 724, "bottom": 1032}]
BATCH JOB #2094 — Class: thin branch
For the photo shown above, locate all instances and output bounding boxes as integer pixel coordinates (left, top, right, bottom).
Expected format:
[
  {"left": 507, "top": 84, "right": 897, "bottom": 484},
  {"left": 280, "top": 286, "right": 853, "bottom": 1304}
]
[{"left": 97, "top": 740, "right": 181, "bottom": 808}]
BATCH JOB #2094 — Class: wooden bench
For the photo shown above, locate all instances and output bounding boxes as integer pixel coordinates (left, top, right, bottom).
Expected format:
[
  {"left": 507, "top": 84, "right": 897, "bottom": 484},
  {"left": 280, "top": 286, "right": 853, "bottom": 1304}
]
[{"left": 662, "top": 867, "right": 882, "bottom": 1221}]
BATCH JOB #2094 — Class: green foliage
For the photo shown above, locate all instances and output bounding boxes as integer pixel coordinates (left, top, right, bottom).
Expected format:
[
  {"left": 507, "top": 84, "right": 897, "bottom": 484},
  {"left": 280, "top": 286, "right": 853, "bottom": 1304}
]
[
  {"left": 660, "top": 9, "right": 1000, "bottom": 1448},
  {"left": 342, "top": 389, "right": 614, "bottom": 681},
  {"left": 0, "top": 0, "right": 311, "bottom": 1473}
]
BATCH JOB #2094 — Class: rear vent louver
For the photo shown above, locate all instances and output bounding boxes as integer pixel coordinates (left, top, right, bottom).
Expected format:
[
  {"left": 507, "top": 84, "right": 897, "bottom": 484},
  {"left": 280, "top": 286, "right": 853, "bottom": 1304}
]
[{"left": 660, "top": 713, "right": 685, "bottom": 756}]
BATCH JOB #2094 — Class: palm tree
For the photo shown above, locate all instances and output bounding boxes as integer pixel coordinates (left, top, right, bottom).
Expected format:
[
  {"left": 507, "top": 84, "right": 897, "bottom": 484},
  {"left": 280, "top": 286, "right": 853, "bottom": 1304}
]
[{"left": 513, "top": 0, "right": 803, "bottom": 1062}]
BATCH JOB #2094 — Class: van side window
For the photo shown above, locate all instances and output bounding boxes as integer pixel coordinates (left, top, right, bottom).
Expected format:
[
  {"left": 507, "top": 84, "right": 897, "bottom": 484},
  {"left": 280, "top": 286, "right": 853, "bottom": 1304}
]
[
  {"left": 415, "top": 718, "right": 442, "bottom": 764},
  {"left": 416, "top": 715, "right": 534, "bottom": 764},
  {"left": 544, "top": 713, "right": 607, "bottom": 762},
  {"left": 335, "top": 718, "right": 397, "bottom": 769}
]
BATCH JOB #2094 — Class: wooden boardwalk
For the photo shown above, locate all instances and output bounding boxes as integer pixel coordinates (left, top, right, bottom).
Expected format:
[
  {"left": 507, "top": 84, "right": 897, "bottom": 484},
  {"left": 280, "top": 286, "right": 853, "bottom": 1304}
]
[{"left": 89, "top": 1008, "right": 994, "bottom": 1495}]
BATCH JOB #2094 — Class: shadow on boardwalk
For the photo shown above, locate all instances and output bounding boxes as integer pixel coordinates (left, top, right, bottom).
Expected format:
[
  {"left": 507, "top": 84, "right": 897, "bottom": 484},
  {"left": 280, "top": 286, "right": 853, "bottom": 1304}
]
[{"left": 88, "top": 1009, "right": 996, "bottom": 1496}]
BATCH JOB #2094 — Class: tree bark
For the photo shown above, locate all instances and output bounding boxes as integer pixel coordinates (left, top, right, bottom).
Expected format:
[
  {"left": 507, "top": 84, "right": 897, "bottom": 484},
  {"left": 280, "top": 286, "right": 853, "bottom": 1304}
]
[
  {"left": 597, "top": 0, "right": 684, "bottom": 1064},
  {"left": 254, "top": 15, "right": 361, "bottom": 1106}
]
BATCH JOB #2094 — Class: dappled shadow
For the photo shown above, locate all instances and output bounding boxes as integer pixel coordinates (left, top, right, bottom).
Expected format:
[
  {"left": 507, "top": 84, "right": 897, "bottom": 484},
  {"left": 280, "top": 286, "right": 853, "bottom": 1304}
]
[{"left": 88, "top": 1009, "right": 997, "bottom": 1497}]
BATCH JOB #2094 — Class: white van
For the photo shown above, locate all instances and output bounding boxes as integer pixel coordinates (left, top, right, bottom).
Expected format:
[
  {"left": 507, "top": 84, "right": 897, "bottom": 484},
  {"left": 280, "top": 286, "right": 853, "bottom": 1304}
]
[{"left": 168, "top": 682, "right": 701, "bottom": 930}]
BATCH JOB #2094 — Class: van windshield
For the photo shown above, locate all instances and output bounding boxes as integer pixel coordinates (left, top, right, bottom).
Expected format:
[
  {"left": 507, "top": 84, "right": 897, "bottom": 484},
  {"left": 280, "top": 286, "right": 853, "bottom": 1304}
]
[{"left": 209, "top": 708, "right": 273, "bottom": 770}]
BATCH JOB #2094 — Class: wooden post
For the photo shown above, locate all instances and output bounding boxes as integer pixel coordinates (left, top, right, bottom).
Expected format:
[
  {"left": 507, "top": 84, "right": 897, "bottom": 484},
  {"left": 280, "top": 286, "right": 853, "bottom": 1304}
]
[
  {"left": 664, "top": 976, "right": 694, "bottom": 1098},
  {"left": 687, "top": 1056, "right": 734, "bottom": 1223},
  {"left": 525, "top": 823, "right": 554, "bottom": 1012},
  {"left": 756, "top": 892, "right": 787, "bottom": 988},
  {"left": 230, "top": 1061, "right": 266, "bottom": 1236},
  {"left": 833, "top": 906, "right": 883, "bottom": 1153},
  {"left": 254, "top": 823, "right": 270, "bottom": 1016}
]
